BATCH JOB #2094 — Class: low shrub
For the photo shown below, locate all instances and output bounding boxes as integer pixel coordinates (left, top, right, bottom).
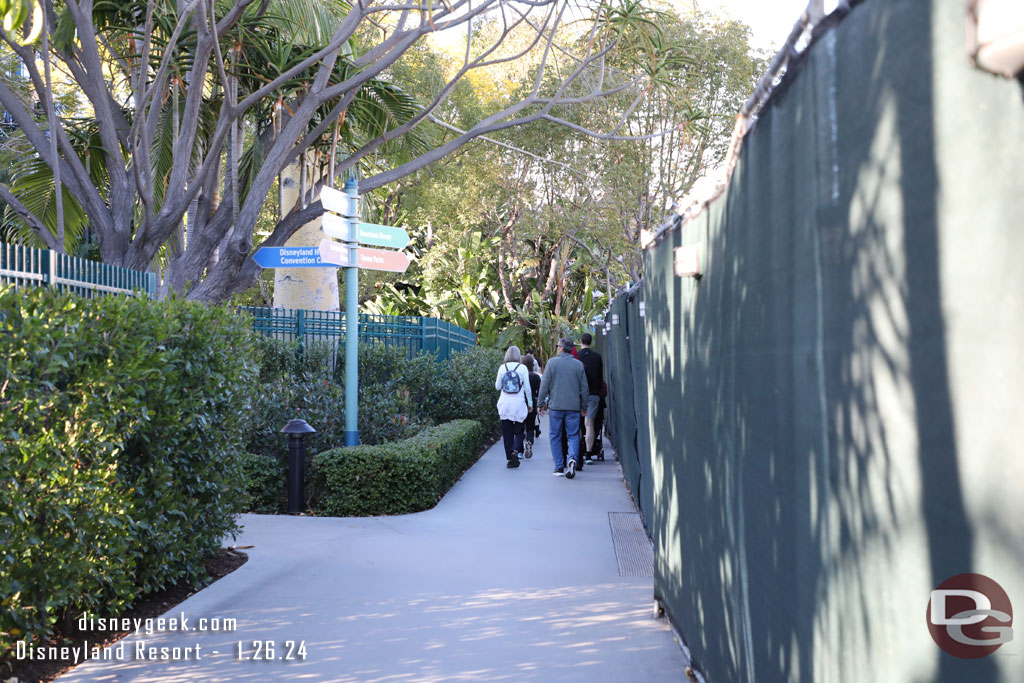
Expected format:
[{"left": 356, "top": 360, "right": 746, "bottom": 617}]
[
  {"left": 244, "top": 341, "right": 494, "bottom": 459},
  {"left": 236, "top": 453, "right": 285, "bottom": 514},
  {"left": 245, "top": 341, "right": 428, "bottom": 458},
  {"left": 311, "top": 419, "right": 485, "bottom": 516},
  {"left": 0, "top": 287, "right": 256, "bottom": 657},
  {"left": 427, "top": 347, "right": 503, "bottom": 433}
]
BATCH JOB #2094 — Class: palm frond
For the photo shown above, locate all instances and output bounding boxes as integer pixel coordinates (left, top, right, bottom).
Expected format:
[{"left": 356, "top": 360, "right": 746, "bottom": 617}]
[{"left": 5, "top": 156, "right": 89, "bottom": 251}]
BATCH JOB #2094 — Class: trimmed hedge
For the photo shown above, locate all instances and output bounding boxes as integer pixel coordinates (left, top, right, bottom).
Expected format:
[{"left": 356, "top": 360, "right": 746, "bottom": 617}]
[
  {"left": 311, "top": 419, "right": 485, "bottom": 516},
  {"left": 0, "top": 287, "right": 256, "bottom": 656}
]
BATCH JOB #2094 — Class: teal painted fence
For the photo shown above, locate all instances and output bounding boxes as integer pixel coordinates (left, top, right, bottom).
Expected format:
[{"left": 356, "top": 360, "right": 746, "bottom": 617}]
[
  {"left": 0, "top": 242, "right": 156, "bottom": 298},
  {"left": 239, "top": 306, "right": 476, "bottom": 359}
]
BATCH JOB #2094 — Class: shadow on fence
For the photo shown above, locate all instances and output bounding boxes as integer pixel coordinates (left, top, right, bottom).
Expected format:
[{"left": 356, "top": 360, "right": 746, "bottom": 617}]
[{"left": 596, "top": 1, "right": 1024, "bottom": 680}]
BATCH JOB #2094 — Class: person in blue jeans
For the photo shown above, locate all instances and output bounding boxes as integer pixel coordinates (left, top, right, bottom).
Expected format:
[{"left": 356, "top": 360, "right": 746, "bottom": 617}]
[{"left": 537, "top": 337, "right": 589, "bottom": 477}]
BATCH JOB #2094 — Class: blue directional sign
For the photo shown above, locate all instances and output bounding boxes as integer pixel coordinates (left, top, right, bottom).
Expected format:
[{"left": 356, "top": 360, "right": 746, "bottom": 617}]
[{"left": 252, "top": 246, "right": 329, "bottom": 269}]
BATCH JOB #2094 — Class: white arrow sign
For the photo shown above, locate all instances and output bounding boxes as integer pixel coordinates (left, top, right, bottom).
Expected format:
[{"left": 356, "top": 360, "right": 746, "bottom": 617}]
[
  {"left": 322, "top": 213, "right": 355, "bottom": 241},
  {"left": 320, "top": 186, "right": 359, "bottom": 217}
]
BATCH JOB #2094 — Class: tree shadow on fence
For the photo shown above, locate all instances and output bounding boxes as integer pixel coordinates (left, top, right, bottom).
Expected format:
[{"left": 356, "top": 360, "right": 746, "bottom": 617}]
[{"left": 635, "top": 1, "right": 1017, "bottom": 680}]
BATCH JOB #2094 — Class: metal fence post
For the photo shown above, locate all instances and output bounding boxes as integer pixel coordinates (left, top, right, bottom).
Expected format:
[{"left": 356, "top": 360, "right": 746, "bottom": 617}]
[{"left": 43, "top": 249, "right": 54, "bottom": 287}]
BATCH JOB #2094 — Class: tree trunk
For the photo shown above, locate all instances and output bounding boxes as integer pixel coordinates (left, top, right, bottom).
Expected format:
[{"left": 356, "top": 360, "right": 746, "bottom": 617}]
[{"left": 272, "top": 154, "right": 340, "bottom": 311}]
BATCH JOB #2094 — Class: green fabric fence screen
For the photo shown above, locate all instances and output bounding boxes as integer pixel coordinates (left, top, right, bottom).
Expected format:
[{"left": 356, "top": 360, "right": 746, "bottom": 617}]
[{"left": 598, "top": 1, "right": 1024, "bottom": 681}]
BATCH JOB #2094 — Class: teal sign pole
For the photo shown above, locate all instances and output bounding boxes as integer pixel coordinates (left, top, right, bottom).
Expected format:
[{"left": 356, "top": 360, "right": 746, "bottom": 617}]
[{"left": 344, "top": 177, "right": 359, "bottom": 447}]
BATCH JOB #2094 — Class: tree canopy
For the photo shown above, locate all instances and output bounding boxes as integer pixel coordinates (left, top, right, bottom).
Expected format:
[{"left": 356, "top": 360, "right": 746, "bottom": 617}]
[
  {"left": 0, "top": 0, "right": 693, "bottom": 303},
  {"left": 360, "top": 8, "right": 765, "bottom": 353}
]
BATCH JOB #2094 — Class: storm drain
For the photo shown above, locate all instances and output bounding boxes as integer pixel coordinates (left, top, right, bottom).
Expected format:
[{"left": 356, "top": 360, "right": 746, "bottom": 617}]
[{"left": 608, "top": 512, "right": 654, "bottom": 577}]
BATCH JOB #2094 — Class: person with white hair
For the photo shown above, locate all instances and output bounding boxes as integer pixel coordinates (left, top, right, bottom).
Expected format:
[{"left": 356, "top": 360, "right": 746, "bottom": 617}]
[{"left": 495, "top": 345, "right": 533, "bottom": 469}]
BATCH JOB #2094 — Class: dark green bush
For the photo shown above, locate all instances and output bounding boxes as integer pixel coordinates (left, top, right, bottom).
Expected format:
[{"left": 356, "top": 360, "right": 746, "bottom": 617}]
[
  {"left": 311, "top": 420, "right": 484, "bottom": 516},
  {"left": 253, "top": 335, "right": 335, "bottom": 383},
  {"left": 0, "top": 287, "right": 256, "bottom": 656},
  {"left": 244, "top": 340, "right": 457, "bottom": 458},
  {"left": 236, "top": 452, "right": 285, "bottom": 514},
  {"left": 427, "top": 347, "right": 503, "bottom": 433}
]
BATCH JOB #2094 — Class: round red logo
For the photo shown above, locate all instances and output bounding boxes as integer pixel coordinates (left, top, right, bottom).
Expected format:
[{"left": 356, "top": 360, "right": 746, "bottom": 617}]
[{"left": 926, "top": 573, "right": 1013, "bottom": 658}]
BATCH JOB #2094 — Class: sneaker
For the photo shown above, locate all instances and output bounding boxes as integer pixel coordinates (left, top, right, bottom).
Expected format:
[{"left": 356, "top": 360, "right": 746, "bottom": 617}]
[
  {"left": 553, "top": 468, "right": 565, "bottom": 476},
  {"left": 506, "top": 459, "right": 519, "bottom": 468},
  {"left": 513, "top": 450, "right": 521, "bottom": 460},
  {"left": 566, "top": 459, "right": 576, "bottom": 479},
  {"left": 524, "top": 442, "right": 533, "bottom": 459}
]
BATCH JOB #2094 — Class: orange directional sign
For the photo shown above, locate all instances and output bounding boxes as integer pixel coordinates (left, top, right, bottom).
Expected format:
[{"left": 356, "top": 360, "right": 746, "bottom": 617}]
[
  {"left": 354, "top": 246, "right": 410, "bottom": 273},
  {"left": 318, "top": 239, "right": 410, "bottom": 272}
]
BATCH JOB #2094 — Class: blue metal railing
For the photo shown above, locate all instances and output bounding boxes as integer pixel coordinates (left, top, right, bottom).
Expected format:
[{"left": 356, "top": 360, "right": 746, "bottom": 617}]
[
  {"left": 0, "top": 242, "right": 156, "bottom": 298},
  {"left": 239, "top": 306, "right": 477, "bottom": 359}
]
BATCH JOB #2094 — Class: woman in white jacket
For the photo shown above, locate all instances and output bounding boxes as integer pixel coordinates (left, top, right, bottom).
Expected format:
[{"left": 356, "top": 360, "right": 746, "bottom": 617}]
[{"left": 495, "top": 345, "right": 533, "bottom": 469}]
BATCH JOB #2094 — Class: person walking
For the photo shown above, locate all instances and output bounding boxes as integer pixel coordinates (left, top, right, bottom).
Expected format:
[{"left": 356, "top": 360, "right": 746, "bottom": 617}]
[
  {"left": 495, "top": 345, "right": 532, "bottom": 468},
  {"left": 537, "top": 337, "right": 588, "bottom": 477},
  {"left": 577, "top": 332, "right": 604, "bottom": 462},
  {"left": 522, "top": 353, "right": 542, "bottom": 459}
]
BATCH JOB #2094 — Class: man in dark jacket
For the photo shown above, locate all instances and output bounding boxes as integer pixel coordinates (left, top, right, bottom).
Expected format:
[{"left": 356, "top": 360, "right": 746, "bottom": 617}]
[
  {"left": 577, "top": 332, "right": 604, "bottom": 460},
  {"left": 538, "top": 338, "right": 589, "bottom": 477}
]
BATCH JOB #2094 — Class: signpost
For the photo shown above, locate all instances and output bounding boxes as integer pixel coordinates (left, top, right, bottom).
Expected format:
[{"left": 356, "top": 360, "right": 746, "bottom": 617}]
[
  {"left": 321, "top": 213, "right": 355, "bottom": 241},
  {"left": 341, "top": 178, "right": 359, "bottom": 447},
  {"left": 319, "top": 241, "right": 409, "bottom": 273},
  {"left": 252, "top": 177, "right": 412, "bottom": 448}
]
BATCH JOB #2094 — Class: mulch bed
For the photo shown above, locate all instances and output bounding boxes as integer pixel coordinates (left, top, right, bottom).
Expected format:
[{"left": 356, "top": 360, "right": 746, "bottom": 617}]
[{"left": 3, "top": 548, "right": 248, "bottom": 683}]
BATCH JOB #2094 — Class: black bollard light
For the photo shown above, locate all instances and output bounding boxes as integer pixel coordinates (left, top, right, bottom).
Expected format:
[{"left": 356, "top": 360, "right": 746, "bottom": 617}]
[{"left": 281, "top": 419, "right": 316, "bottom": 514}]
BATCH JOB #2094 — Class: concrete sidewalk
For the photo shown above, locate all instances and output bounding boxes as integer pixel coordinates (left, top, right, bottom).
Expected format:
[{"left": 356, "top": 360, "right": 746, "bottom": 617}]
[{"left": 60, "top": 418, "right": 688, "bottom": 682}]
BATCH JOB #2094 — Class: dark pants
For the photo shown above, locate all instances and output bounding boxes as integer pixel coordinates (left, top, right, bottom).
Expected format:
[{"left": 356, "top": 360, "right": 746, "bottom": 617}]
[
  {"left": 524, "top": 410, "right": 537, "bottom": 444},
  {"left": 501, "top": 420, "right": 525, "bottom": 461}
]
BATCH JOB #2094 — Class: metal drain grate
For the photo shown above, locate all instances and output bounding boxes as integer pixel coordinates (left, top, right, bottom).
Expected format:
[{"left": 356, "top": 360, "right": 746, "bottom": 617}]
[{"left": 608, "top": 512, "right": 654, "bottom": 577}]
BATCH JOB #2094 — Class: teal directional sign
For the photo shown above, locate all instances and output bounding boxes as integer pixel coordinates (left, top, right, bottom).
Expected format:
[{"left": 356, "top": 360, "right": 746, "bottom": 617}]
[
  {"left": 355, "top": 223, "right": 409, "bottom": 249},
  {"left": 321, "top": 213, "right": 409, "bottom": 249}
]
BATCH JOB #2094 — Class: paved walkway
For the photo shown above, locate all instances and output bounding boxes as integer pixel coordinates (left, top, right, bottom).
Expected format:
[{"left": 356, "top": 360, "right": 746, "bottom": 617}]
[{"left": 60, "top": 418, "right": 687, "bottom": 682}]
